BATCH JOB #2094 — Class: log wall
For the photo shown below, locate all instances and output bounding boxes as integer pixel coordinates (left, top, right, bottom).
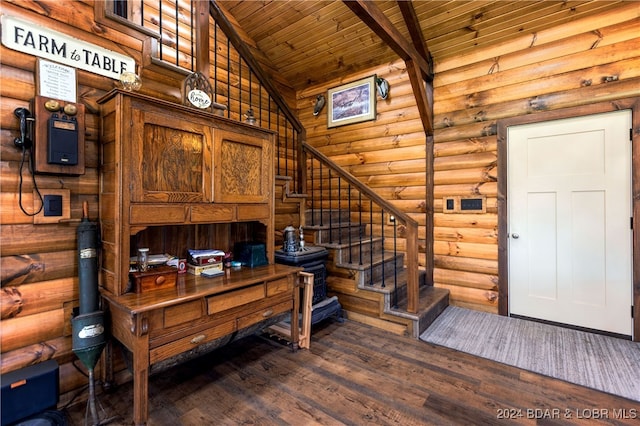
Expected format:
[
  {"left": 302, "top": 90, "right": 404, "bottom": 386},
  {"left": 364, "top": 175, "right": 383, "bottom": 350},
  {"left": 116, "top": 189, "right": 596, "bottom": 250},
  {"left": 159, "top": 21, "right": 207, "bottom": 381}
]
[
  {"left": 0, "top": 0, "right": 292, "bottom": 405},
  {"left": 297, "top": 4, "right": 640, "bottom": 314}
]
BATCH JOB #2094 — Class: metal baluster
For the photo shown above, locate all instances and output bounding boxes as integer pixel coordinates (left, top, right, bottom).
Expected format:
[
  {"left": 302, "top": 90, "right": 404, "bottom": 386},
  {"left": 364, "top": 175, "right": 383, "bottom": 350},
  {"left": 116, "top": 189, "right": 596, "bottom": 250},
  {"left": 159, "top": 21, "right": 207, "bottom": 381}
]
[
  {"left": 319, "top": 163, "right": 324, "bottom": 227},
  {"left": 292, "top": 129, "right": 297, "bottom": 193},
  {"left": 158, "top": 0, "right": 163, "bottom": 60},
  {"left": 310, "top": 157, "right": 315, "bottom": 226},
  {"left": 214, "top": 25, "right": 218, "bottom": 104},
  {"left": 328, "top": 170, "right": 333, "bottom": 243},
  {"left": 189, "top": 1, "right": 193, "bottom": 70},
  {"left": 369, "top": 198, "right": 373, "bottom": 286},
  {"left": 226, "top": 38, "right": 230, "bottom": 117},
  {"left": 381, "top": 210, "right": 385, "bottom": 288},
  {"left": 338, "top": 177, "right": 342, "bottom": 246},
  {"left": 259, "top": 84, "right": 263, "bottom": 126},
  {"left": 175, "top": 1, "right": 179, "bottom": 67},
  {"left": 391, "top": 215, "right": 398, "bottom": 308},
  {"left": 276, "top": 110, "right": 281, "bottom": 176},
  {"left": 348, "top": 183, "right": 352, "bottom": 264},
  {"left": 358, "top": 192, "right": 363, "bottom": 266}
]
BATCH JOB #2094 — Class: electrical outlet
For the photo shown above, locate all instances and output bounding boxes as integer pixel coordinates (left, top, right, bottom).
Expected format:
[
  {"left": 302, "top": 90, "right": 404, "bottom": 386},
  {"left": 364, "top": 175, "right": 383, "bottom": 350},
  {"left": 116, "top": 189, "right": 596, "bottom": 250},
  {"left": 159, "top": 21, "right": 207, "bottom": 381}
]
[{"left": 34, "top": 189, "right": 71, "bottom": 224}]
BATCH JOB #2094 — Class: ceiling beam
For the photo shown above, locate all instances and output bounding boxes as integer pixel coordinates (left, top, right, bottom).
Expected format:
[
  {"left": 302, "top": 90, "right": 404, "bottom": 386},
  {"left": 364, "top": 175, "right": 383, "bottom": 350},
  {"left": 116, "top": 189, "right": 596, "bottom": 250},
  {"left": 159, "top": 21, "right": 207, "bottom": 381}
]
[
  {"left": 406, "top": 58, "right": 434, "bottom": 135},
  {"left": 342, "top": 0, "right": 433, "bottom": 82},
  {"left": 343, "top": 0, "right": 434, "bottom": 135},
  {"left": 397, "top": 1, "right": 434, "bottom": 81}
]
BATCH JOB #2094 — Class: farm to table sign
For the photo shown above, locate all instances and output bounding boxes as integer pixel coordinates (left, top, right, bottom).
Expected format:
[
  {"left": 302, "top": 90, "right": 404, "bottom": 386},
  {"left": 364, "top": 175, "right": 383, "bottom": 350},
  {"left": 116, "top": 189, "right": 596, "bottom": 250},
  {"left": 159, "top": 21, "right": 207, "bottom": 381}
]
[{"left": 1, "top": 14, "right": 135, "bottom": 79}]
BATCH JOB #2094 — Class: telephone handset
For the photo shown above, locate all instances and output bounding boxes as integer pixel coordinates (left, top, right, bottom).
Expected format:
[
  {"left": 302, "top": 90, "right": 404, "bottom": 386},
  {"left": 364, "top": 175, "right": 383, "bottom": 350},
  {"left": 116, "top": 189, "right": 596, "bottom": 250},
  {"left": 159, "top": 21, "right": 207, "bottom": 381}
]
[
  {"left": 13, "top": 107, "right": 34, "bottom": 150},
  {"left": 13, "top": 106, "right": 42, "bottom": 216}
]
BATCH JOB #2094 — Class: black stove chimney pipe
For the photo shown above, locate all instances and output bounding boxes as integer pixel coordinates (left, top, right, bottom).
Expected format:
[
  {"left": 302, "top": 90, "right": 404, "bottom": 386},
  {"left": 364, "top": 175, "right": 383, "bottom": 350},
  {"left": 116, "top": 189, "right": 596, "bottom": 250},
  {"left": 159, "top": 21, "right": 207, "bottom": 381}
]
[{"left": 78, "top": 201, "right": 99, "bottom": 314}]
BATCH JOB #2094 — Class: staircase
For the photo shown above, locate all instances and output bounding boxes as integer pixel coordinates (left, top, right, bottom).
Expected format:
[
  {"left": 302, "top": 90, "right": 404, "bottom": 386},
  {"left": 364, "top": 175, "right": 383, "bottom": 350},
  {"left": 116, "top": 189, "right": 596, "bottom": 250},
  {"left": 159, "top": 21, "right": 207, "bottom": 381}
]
[
  {"left": 274, "top": 140, "right": 449, "bottom": 339},
  {"left": 303, "top": 208, "right": 449, "bottom": 338}
]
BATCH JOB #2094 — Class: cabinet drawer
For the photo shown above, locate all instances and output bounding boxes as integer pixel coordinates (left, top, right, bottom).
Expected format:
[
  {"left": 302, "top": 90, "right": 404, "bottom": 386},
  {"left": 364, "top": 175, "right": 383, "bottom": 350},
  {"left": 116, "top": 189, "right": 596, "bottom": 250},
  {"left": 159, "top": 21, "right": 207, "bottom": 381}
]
[
  {"left": 164, "top": 300, "right": 202, "bottom": 328},
  {"left": 237, "top": 204, "right": 270, "bottom": 220},
  {"left": 237, "top": 300, "right": 292, "bottom": 330},
  {"left": 149, "top": 320, "right": 236, "bottom": 364},
  {"left": 130, "top": 205, "right": 188, "bottom": 224},
  {"left": 266, "top": 277, "right": 292, "bottom": 297},
  {"left": 190, "top": 204, "right": 234, "bottom": 222},
  {"left": 207, "top": 284, "right": 265, "bottom": 315}
]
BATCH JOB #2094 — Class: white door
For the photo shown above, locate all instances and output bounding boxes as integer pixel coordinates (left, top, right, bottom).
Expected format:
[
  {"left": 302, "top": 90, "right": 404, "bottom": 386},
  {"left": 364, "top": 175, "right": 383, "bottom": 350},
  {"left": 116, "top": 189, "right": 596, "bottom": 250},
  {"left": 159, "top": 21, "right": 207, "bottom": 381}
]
[{"left": 508, "top": 110, "right": 632, "bottom": 336}]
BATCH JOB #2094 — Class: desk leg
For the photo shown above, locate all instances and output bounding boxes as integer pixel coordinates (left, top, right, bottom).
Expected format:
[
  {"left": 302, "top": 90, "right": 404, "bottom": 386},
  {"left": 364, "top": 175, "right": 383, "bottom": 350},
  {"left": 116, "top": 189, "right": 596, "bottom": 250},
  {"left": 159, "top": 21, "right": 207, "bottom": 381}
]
[
  {"left": 297, "top": 272, "right": 314, "bottom": 350},
  {"left": 132, "top": 336, "right": 150, "bottom": 425},
  {"left": 290, "top": 273, "right": 301, "bottom": 351}
]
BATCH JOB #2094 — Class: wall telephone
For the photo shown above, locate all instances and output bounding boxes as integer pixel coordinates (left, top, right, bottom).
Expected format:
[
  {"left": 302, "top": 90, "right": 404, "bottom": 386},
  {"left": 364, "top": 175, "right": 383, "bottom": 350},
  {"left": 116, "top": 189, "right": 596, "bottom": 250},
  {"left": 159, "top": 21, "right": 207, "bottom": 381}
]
[{"left": 14, "top": 95, "right": 86, "bottom": 175}]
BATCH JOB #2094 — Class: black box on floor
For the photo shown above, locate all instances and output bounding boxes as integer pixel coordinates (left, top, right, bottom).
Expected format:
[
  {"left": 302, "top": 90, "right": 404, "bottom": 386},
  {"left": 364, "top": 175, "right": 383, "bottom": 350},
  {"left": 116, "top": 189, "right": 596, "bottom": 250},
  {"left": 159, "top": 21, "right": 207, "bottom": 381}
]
[{"left": 1, "top": 360, "right": 59, "bottom": 426}]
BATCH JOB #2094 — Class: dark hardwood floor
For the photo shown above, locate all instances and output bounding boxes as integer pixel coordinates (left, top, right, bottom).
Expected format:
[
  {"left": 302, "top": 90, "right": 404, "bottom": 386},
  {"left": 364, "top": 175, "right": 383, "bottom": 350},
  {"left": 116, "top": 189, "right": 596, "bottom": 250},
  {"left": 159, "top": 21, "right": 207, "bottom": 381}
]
[{"left": 64, "top": 319, "right": 639, "bottom": 425}]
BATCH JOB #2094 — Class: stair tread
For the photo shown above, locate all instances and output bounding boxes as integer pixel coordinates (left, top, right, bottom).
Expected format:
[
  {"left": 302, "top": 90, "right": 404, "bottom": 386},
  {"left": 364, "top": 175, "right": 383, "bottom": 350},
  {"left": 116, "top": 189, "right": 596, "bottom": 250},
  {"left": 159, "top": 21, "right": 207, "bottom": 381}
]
[
  {"left": 304, "top": 221, "right": 363, "bottom": 229},
  {"left": 389, "top": 286, "right": 449, "bottom": 316},
  {"left": 334, "top": 251, "right": 403, "bottom": 269},
  {"left": 318, "top": 236, "right": 383, "bottom": 250}
]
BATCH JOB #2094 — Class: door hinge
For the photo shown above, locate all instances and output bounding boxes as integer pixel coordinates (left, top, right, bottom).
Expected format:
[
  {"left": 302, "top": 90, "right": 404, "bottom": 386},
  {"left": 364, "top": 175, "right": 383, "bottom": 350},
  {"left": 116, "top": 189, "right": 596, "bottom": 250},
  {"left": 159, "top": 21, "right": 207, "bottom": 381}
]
[
  {"left": 632, "top": 305, "right": 634, "bottom": 319},
  {"left": 631, "top": 217, "right": 634, "bottom": 230},
  {"left": 631, "top": 128, "right": 634, "bottom": 141}
]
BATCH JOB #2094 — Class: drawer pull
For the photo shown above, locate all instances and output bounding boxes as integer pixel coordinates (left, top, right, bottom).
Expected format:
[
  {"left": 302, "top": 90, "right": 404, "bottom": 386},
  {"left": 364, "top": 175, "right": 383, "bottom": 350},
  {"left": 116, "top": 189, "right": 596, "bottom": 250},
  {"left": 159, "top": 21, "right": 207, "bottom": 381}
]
[
  {"left": 155, "top": 276, "right": 166, "bottom": 285},
  {"left": 262, "top": 309, "right": 274, "bottom": 318},
  {"left": 190, "top": 334, "right": 206, "bottom": 344}
]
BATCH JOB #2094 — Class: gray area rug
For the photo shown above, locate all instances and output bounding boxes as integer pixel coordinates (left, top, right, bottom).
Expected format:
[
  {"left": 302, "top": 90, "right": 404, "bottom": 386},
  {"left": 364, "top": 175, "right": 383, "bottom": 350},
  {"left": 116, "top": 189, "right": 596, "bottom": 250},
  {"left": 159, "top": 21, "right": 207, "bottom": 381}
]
[{"left": 420, "top": 306, "right": 640, "bottom": 402}]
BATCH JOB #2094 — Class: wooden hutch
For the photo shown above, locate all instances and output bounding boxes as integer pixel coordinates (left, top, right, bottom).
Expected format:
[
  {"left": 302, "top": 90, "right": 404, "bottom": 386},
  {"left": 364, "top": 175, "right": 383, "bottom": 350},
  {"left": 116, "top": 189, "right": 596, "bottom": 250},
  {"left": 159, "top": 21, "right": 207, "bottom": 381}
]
[{"left": 97, "top": 90, "right": 302, "bottom": 425}]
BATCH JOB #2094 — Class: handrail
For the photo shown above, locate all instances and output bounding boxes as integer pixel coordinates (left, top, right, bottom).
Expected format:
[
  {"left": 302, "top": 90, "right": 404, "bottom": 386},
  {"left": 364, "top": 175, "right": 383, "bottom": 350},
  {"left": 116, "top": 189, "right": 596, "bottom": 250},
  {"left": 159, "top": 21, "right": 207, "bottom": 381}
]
[
  {"left": 301, "top": 143, "right": 417, "bottom": 228},
  {"left": 301, "top": 142, "right": 420, "bottom": 313}
]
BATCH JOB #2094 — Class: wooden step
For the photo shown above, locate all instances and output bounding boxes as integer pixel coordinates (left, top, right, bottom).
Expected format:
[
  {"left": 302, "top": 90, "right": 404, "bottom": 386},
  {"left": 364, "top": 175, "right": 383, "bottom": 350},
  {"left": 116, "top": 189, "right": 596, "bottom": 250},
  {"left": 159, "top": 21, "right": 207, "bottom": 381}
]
[
  {"left": 304, "top": 222, "right": 367, "bottom": 245},
  {"left": 328, "top": 252, "right": 404, "bottom": 287},
  {"left": 386, "top": 286, "right": 450, "bottom": 338},
  {"left": 305, "top": 208, "right": 352, "bottom": 225},
  {"left": 322, "top": 236, "right": 385, "bottom": 265}
]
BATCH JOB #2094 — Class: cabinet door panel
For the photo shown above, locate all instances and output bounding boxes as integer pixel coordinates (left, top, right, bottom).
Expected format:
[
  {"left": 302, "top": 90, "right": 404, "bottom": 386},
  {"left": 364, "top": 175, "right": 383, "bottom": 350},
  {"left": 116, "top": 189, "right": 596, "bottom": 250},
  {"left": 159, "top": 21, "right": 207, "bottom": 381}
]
[
  {"left": 214, "top": 129, "right": 272, "bottom": 203},
  {"left": 132, "top": 109, "right": 213, "bottom": 203}
]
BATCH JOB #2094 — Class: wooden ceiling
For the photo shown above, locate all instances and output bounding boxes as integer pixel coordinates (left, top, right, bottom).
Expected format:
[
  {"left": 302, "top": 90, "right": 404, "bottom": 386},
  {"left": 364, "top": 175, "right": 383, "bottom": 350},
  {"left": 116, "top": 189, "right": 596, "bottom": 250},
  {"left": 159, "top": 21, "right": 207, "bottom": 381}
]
[{"left": 217, "top": 1, "right": 624, "bottom": 91}]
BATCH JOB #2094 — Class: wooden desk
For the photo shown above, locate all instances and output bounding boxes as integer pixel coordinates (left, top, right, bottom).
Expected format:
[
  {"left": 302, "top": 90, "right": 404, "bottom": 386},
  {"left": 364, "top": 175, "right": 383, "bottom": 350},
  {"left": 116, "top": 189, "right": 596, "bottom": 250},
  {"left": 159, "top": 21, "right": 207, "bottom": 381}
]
[{"left": 102, "top": 264, "right": 302, "bottom": 425}]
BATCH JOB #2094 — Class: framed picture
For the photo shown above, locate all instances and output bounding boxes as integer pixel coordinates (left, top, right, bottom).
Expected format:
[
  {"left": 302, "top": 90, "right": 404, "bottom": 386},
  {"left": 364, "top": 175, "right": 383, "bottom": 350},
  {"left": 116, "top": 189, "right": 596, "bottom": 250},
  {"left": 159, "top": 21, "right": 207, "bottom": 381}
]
[{"left": 327, "top": 75, "right": 376, "bottom": 128}]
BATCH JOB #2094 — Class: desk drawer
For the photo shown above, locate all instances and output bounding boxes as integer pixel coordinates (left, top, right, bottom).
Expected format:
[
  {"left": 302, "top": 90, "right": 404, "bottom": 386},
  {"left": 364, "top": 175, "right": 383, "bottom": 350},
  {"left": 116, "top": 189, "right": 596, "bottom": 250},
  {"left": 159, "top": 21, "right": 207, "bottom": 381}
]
[
  {"left": 149, "top": 320, "right": 236, "bottom": 364},
  {"left": 266, "top": 277, "right": 292, "bottom": 296},
  {"left": 164, "top": 300, "right": 202, "bottom": 328},
  {"left": 207, "top": 284, "right": 265, "bottom": 315},
  {"left": 237, "top": 300, "right": 292, "bottom": 330}
]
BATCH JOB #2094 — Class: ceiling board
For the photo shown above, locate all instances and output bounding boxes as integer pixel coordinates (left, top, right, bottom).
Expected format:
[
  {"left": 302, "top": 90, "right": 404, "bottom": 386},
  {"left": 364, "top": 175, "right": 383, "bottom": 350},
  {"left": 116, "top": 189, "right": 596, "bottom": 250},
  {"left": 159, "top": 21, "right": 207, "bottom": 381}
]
[{"left": 217, "top": 0, "right": 625, "bottom": 91}]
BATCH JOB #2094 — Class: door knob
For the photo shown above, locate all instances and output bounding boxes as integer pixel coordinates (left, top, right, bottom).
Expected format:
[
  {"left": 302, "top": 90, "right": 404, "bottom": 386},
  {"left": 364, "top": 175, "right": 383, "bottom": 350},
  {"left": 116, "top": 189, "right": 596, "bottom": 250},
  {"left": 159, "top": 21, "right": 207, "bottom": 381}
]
[{"left": 511, "top": 233, "right": 520, "bottom": 239}]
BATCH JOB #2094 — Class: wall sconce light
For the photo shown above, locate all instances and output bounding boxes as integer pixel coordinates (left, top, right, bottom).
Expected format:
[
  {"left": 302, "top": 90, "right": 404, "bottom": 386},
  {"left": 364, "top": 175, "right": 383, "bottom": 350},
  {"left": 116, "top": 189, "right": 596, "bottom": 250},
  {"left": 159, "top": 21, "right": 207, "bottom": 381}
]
[
  {"left": 376, "top": 77, "right": 389, "bottom": 100},
  {"left": 313, "top": 94, "right": 325, "bottom": 116}
]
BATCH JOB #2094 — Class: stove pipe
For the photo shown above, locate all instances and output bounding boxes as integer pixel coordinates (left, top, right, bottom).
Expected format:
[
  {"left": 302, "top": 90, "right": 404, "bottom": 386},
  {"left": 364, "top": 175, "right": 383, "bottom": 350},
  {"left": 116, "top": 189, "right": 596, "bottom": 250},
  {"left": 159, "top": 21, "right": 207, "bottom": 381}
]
[{"left": 72, "top": 202, "right": 105, "bottom": 370}]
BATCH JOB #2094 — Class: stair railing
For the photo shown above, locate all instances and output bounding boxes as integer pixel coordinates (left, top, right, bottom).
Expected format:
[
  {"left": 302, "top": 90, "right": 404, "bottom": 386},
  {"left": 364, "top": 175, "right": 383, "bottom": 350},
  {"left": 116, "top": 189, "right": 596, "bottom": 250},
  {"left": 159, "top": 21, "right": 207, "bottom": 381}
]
[{"left": 301, "top": 142, "right": 420, "bottom": 313}]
